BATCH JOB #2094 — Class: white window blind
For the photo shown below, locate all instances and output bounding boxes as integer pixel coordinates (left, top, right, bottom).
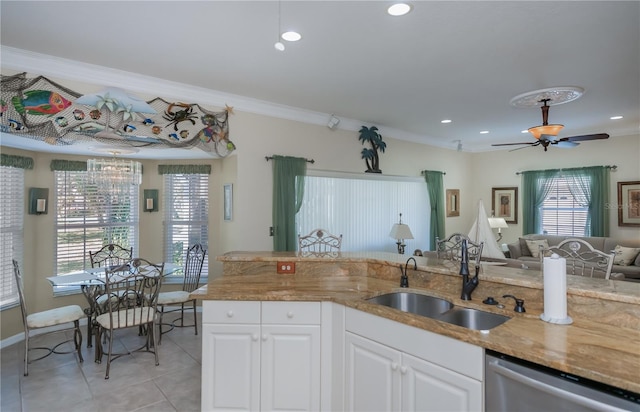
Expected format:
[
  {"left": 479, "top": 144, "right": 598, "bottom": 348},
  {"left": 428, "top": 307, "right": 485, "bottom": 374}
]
[
  {"left": 541, "top": 175, "right": 589, "bottom": 236},
  {"left": 163, "top": 174, "right": 209, "bottom": 277},
  {"left": 55, "top": 171, "right": 139, "bottom": 275},
  {"left": 297, "top": 172, "right": 430, "bottom": 253},
  {"left": 0, "top": 166, "right": 24, "bottom": 309}
]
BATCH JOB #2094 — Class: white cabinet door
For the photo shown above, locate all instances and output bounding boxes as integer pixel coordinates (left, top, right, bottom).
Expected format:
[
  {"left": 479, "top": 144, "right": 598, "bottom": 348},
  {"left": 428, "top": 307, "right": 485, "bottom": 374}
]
[
  {"left": 345, "top": 332, "right": 402, "bottom": 412},
  {"left": 402, "top": 353, "right": 482, "bottom": 412},
  {"left": 261, "top": 324, "right": 321, "bottom": 412},
  {"left": 201, "top": 324, "right": 261, "bottom": 412}
]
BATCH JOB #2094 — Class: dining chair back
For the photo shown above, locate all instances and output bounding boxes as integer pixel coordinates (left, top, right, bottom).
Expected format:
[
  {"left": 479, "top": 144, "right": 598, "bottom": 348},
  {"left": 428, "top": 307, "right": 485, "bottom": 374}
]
[
  {"left": 298, "top": 228, "right": 343, "bottom": 256},
  {"left": 94, "top": 258, "right": 164, "bottom": 379},
  {"left": 157, "top": 244, "right": 207, "bottom": 343},
  {"left": 86, "top": 243, "right": 133, "bottom": 347},
  {"left": 541, "top": 238, "right": 615, "bottom": 280},
  {"left": 436, "top": 233, "right": 484, "bottom": 266},
  {"left": 13, "top": 259, "right": 84, "bottom": 376},
  {"left": 89, "top": 244, "right": 133, "bottom": 268}
]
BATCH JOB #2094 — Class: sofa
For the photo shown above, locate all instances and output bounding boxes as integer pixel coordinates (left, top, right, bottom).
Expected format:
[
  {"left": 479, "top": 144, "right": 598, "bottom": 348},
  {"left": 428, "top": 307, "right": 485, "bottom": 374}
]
[{"left": 506, "top": 234, "right": 640, "bottom": 281}]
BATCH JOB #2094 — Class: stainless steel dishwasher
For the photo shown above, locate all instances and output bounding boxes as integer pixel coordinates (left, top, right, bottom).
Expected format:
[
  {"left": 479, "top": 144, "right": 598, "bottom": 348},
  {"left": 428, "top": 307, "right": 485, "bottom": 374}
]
[{"left": 485, "top": 350, "right": 640, "bottom": 411}]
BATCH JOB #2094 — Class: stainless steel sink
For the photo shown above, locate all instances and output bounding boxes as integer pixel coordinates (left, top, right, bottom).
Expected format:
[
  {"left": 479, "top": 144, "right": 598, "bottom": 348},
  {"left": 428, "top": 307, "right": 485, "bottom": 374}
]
[
  {"left": 366, "top": 292, "right": 510, "bottom": 331},
  {"left": 367, "top": 292, "right": 453, "bottom": 318},
  {"left": 435, "top": 307, "right": 511, "bottom": 331}
]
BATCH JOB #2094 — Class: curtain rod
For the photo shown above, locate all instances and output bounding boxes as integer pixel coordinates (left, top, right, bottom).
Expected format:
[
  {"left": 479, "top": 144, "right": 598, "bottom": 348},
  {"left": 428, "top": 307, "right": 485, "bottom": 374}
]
[
  {"left": 515, "top": 165, "right": 617, "bottom": 175},
  {"left": 421, "top": 170, "right": 446, "bottom": 175},
  {"left": 265, "top": 156, "right": 315, "bottom": 164}
]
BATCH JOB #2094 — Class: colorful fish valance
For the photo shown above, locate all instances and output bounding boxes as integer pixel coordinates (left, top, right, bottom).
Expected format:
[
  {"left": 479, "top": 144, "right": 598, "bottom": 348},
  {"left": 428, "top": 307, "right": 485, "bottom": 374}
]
[{"left": 0, "top": 72, "right": 236, "bottom": 157}]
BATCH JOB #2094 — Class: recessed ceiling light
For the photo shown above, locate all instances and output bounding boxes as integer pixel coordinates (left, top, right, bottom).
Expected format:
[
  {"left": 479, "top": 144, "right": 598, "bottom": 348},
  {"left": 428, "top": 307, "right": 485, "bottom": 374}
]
[
  {"left": 282, "top": 31, "right": 301, "bottom": 42},
  {"left": 441, "top": 119, "right": 452, "bottom": 124},
  {"left": 521, "top": 130, "right": 529, "bottom": 133},
  {"left": 387, "top": 3, "right": 412, "bottom": 16},
  {"left": 480, "top": 131, "right": 489, "bottom": 134},
  {"left": 274, "top": 42, "right": 285, "bottom": 51},
  {"left": 610, "top": 115, "right": 623, "bottom": 120}
]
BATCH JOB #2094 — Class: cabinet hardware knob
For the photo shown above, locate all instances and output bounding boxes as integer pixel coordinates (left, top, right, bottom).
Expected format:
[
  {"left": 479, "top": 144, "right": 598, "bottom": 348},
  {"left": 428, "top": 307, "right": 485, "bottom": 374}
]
[
  {"left": 262, "top": 334, "right": 268, "bottom": 341},
  {"left": 391, "top": 363, "right": 398, "bottom": 371},
  {"left": 400, "top": 366, "right": 407, "bottom": 374},
  {"left": 287, "top": 311, "right": 294, "bottom": 318},
  {"left": 252, "top": 334, "right": 259, "bottom": 341},
  {"left": 226, "top": 310, "right": 234, "bottom": 318}
]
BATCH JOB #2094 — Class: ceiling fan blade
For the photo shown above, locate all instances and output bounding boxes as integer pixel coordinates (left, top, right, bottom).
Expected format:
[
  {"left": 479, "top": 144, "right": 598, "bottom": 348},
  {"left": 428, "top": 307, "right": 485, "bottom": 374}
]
[
  {"left": 564, "top": 133, "right": 609, "bottom": 142},
  {"left": 554, "top": 141, "right": 579, "bottom": 148},
  {"left": 491, "top": 142, "right": 536, "bottom": 147},
  {"left": 508, "top": 145, "right": 536, "bottom": 152}
]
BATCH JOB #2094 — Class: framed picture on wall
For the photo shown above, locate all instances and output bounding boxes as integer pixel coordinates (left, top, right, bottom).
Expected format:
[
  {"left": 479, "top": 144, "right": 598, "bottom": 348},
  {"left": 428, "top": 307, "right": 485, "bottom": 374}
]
[
  {"left": 618, "top": 181, "right": 640, "bottom": 227},
  {"left": 492, "top": 187, "right": 518, "bottom": 224},
  {"left": 446, "top": 189, "right": 460, "bottom": 217}
]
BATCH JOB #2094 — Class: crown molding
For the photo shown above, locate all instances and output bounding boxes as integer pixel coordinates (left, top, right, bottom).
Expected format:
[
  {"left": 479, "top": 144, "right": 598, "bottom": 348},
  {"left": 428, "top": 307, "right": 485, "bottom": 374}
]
[{"left": 2, "top": 47, "right": 438, "bottom": 147}]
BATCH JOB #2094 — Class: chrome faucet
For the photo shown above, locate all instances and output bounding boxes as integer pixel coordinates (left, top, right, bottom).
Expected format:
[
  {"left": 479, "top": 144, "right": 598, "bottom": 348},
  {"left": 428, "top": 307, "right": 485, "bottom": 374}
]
[
  {"left": 400, "top": 257, "right": 417, "bottom": 288},
  {"left": 460, "top": 239, "right": 479, "bottom": 300}
]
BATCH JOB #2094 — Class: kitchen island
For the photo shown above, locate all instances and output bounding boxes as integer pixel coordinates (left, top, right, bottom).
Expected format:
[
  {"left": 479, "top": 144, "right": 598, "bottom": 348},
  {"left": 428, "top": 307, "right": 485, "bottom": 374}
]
[{"left": 192, "top": 251, "right": 640, "bottom": 411}]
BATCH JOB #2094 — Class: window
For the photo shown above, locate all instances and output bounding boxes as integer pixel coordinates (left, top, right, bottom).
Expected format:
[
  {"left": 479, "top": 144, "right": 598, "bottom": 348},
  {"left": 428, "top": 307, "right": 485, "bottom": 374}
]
[
  {"left": 541, "top": 175, "right": 590, "bottom": 236},
  {"left": 163, "top": 173, "right": 209, "bottom": 278},
  {"left": 297, "top": 171, "right": 430, "bottom": 253},
  {"left": 55, "top": 171, "right": 139, "bottom": 275},
  {"left": 0, "top": 166, "right": 24, "bottom": 309}
]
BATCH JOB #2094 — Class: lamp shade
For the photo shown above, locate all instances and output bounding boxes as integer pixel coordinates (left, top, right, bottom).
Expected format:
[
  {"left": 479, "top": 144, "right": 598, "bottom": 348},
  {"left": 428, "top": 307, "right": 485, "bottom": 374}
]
[
  {"left": 389, "top": 223, "right": 414, "bottom": 240},
  {"left": 488, "top": 217, "right": 509, "bottom": 229}
]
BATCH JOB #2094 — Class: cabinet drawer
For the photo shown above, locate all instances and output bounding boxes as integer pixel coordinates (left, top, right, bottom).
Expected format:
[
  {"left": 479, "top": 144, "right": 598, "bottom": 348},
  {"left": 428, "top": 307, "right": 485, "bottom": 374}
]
[
  {"left": 262, "top": 301, "right": 321, "bottom": 325},
  {"left": 203, "top": 300, "right": 261, "bottom": 324}
]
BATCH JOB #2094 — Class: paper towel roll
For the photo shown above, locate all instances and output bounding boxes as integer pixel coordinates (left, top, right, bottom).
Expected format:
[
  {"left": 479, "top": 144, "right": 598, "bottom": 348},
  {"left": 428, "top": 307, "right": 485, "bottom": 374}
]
[{"left": 541, "top": 253, "right": 572, "bottom": 324}]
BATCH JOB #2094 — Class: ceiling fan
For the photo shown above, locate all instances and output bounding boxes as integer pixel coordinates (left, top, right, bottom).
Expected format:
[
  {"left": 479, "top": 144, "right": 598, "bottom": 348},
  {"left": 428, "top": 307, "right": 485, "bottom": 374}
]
[{"left": 492, "top": 99, "right": 609, "bottom": 151}]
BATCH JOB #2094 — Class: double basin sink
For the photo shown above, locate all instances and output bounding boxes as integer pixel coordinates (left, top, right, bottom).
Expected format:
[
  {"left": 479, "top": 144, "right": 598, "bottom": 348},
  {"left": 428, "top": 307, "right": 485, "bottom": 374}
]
[{"left": 367, "top": 292, "right": 510, "bottom": 331}]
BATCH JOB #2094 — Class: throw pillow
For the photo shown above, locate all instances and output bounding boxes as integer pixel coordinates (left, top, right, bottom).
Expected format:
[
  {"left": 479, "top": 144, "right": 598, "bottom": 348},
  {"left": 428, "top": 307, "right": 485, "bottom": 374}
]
[
  {"left": 525, "top": 239, "right": 549, "bottom": 258},
  {"left": 519, "top": 238, "right": 532, "bottom": 257},
  {"left": 613, "top": 245, "right": 640, "bottom": 266}
]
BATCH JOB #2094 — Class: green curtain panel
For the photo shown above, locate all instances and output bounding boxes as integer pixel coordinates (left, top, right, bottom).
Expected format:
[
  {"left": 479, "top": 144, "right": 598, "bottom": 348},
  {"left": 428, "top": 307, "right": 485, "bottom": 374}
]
[
  {"left": 272, "top": 155, "right": 307, "bottom": 251},
  {"left": 1, "top": 153, "right": 34, "bottom": 169},
  {"left": 423, "top": 171, "right": 445, "bottom": 251},
  {"left": 521, "top": 169, "right": 558, "bottom": 235}
]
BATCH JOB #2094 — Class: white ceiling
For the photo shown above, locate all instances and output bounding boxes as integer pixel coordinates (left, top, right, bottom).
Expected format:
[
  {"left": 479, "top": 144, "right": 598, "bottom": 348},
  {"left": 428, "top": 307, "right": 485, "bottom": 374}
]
[{"left": 1, "top": 1, "right": 639, "bottom": 157}]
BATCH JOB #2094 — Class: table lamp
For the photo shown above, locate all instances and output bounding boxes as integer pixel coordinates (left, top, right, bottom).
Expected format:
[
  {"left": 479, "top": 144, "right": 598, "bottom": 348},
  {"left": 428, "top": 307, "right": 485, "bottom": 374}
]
[
  {"left": 389, "top": 213, "right": 414, "bottom": 254},
  {"left": 488, "top": 217, "right": 508, "bottom": 242}
]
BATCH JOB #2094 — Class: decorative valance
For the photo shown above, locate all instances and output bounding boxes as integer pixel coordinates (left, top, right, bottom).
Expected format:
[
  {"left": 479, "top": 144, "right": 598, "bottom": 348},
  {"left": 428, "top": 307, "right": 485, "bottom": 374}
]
[
  {"left": 50, "top": 159, "right": 88, "bottom": 171},
  {"left": 1, "top": 153, "right": 34, "bottom": 169},
  {"left": 158, "top": 164, "right": 211, "bottom": 175}
]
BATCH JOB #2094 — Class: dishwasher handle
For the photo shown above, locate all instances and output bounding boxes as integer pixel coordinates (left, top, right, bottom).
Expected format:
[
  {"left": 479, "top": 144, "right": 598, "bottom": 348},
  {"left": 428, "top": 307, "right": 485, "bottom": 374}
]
[{"left": 487, "top": 358, "right": 630, "bottom": 412}]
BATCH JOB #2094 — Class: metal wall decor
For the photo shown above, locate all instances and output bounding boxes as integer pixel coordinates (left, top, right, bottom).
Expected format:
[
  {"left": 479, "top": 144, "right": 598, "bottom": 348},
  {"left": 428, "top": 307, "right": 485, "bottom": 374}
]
[{"left": 1, "top": 72, "right": 236, "bottom": 157}]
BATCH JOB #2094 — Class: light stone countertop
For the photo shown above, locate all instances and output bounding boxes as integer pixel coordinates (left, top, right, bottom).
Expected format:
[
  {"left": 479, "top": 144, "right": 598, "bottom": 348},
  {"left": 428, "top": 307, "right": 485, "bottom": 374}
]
[{"left": 192, "top": 251, "right": 640, "bottom": 393}]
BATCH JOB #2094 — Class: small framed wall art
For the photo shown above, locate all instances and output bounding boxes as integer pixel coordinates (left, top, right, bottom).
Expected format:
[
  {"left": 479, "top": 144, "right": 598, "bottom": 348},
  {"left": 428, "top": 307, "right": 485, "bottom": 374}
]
[
  {"left": 446, "top": 189, "right": 460, "bottom": 217},
  {"left": 617, "top": 181, "right": 640, "bottom": 227},
  {"left": 492, "top": 187, "right": 518, "bottom": 224}
]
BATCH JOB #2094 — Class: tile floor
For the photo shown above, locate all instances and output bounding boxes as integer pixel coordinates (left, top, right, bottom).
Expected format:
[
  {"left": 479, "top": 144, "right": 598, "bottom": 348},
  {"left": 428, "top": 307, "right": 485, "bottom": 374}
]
[{"left": 1, "top": 312, "right": 202, "bottom": 412}]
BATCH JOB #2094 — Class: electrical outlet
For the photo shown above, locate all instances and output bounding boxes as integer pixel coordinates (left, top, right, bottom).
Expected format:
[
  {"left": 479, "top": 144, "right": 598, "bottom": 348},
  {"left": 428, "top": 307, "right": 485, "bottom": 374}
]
[{"left": 277, "top": 261, "right": 295, "bottom": 274}]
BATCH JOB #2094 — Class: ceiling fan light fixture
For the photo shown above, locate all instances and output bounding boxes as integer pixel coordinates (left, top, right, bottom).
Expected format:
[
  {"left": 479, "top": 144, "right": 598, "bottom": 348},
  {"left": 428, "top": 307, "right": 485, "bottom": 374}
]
[{"left": 528, "top": 124, "right": 564, "bottom": 140}]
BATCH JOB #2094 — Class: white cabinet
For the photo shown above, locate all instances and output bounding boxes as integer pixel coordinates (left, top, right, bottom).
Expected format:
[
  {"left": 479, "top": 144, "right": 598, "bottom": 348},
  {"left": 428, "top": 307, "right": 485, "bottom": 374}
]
[
  {"left": 345, "top": 308, "right": 483, "bottom": 412},
  {"left": 346, "top": 331, "right": 401, "bottom": 411},
  {"left": 201, "top": 301, "right": 321, "bottom": 412}
]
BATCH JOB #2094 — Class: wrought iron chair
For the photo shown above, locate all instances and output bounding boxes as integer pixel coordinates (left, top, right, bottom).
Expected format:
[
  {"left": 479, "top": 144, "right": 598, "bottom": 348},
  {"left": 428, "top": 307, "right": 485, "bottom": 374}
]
[
  {"left": 298, "top": 229, "right": 343, "bottom": 256},
  {"left": 13, "top": 259, "right": 84, "bottom": 376},
  {"left": 541, "top": 238, "right": 615, "bottom": 280},
  {"left": 157, "top": 244, "right": 206, "bottom": 343},
  {"left": 86, "top": 243, "right": 133, "bottom": 347},
  {"left": 435, "top": 233, "right": 484, "bottom": 266},
  {"left": 94, "top": 258, "right": 164, "bottom": 379}
]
